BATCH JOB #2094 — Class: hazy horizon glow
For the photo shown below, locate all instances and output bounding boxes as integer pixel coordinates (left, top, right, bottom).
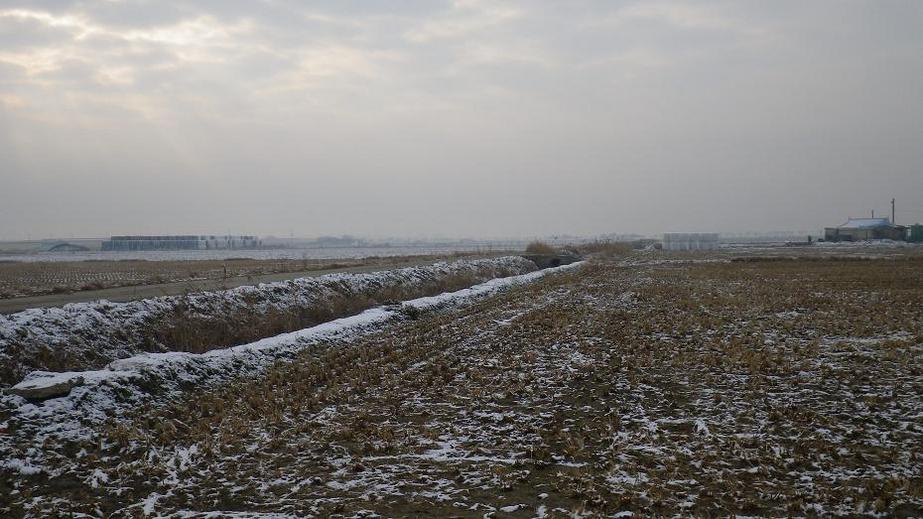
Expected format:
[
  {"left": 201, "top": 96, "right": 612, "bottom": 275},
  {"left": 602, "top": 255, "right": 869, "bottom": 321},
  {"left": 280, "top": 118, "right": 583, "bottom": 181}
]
[{"left": 1, "top": 1, "right": 922, "bottom": 240}]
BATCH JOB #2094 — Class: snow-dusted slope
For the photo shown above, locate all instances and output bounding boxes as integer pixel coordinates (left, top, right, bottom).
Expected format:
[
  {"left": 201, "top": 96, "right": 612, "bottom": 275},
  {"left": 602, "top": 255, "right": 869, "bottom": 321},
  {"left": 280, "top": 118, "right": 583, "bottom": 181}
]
[
  {"left": 0, "top": 256, "right": 536, "bottom": 386},
  {"left": 0, "top": 262, "right": 584, "bottom": 453}
]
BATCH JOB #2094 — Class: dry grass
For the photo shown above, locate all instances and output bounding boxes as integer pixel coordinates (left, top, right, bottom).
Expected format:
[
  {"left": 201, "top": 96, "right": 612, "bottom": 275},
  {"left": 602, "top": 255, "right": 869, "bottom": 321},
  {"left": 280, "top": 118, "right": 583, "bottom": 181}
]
[
  {"left": 525, "top": 241, "right": 557, "bottom": 254},
  {"left": 578, "top": 240, "right": 635, "bottom": 257},
  {"left": 156, "top": 272, "right": 483, "bottom": 354}
]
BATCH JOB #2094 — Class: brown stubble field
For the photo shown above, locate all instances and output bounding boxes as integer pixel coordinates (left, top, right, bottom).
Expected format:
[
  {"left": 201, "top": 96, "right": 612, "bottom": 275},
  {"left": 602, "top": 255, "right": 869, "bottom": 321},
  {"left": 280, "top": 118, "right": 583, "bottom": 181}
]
[
  {"left": 2, "top": 251, "right": 922, "bottom": 517},
  {"left": 0, "top": 257, "right": 360, "bottom": 298},
  {"left": 0, "top": 253, "right": 493, "bottom": 300}
]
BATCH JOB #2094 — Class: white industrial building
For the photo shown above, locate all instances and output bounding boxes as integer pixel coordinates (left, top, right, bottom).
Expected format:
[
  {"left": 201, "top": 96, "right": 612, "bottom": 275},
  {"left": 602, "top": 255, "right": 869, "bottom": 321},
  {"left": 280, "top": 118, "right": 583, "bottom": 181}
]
[
  {"left": 102, "top": 235, "right": 261, "bottom": 251},
  {"left": 662, "top": 232, "right": 720, "bottom": 251}
]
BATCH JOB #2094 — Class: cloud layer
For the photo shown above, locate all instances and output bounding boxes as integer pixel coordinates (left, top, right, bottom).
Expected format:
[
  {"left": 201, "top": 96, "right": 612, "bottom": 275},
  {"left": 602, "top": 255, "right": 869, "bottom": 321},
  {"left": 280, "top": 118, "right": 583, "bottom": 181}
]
[{"left": 2, "top": 1, "right": 922, "bottom": 239}]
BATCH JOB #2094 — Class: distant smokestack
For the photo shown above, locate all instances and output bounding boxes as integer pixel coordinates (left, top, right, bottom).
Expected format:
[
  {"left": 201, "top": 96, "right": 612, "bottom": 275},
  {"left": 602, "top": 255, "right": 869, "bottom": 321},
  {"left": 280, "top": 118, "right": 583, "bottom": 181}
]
[
  {"left": 892, "top": 198, "right": 896, "bottom": 224},
  {"left": 871, "top": 209, "right": 874, "bottom": 218}
]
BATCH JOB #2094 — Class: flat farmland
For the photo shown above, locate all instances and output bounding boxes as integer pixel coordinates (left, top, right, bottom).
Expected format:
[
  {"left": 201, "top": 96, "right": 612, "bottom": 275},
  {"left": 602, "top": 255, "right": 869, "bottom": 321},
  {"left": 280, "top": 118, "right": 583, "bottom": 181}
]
[
  {"left": 0, "top": 258, "right": 343, "bottom": 298},
  {"left": 2, "top": 250, "right": 921, "bottom": 517},
  {"left": 0, "top": 253, "right": 491, "bottom": 302}
]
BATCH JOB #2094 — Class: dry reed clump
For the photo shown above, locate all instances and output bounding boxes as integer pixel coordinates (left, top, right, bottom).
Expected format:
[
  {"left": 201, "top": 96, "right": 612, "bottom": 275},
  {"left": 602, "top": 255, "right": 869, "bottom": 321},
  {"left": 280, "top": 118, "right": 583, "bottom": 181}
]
[
  {"left": 578, "top": 240, "right": 635, "bottom": 257},
  {"left": 153, "top": 272, "right": 485, "bottom": 354},
  {"left": 153, "top": 298, "right": 367, "bottom": 354},
  {"left": 525, "top": 241, "right": 557, "bottom": 254}
]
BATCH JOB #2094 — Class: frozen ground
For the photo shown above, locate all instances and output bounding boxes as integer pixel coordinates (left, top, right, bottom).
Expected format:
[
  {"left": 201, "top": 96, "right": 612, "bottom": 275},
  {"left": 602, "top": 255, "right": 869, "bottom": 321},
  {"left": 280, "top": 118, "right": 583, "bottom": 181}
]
[
  {"left": 1, "top": 252, "right": 921, "bottom": 517},
  {"left": 0, "top": 257, "right": 535, "bottom": 386}
]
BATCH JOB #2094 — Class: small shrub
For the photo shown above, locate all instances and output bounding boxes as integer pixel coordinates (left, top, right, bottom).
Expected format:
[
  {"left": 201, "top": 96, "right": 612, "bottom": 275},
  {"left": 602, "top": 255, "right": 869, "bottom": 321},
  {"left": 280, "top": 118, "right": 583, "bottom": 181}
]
[
  {"left": 400, "top": 304, "right": 422, "bottom": 320},
  {"left": 525, "top": 241, "right": 557, "bottom": 254}
]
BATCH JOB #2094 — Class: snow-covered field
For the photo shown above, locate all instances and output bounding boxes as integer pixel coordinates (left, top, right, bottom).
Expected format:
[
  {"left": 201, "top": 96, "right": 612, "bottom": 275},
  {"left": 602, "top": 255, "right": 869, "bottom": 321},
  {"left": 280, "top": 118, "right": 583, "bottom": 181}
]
[
  {"left": 1, "top": 252, "right": 921, "bottom": 517},
  {"left": 0, "top": 257, "right": 535, "bottom": 386}
]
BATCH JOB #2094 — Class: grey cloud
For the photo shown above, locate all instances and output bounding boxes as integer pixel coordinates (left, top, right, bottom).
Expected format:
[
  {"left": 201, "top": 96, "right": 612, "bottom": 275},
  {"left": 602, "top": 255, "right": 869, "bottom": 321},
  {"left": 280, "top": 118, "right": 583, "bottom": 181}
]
[
  {"left": 0, "top": 14, "right": 76, "bottom": 50},
  {"left": 0, "top": 0, "right": 922, "bottom": 240}
]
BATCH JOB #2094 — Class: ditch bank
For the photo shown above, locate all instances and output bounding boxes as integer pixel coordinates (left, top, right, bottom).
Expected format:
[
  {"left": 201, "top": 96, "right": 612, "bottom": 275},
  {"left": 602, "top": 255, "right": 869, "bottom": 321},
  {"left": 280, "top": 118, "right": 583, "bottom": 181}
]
[
  {"left": 0, "top": 262, "right": 584, "bottom": 461},
  {"left": 0, "top": 257, "right": 537, "bottom": 388}
]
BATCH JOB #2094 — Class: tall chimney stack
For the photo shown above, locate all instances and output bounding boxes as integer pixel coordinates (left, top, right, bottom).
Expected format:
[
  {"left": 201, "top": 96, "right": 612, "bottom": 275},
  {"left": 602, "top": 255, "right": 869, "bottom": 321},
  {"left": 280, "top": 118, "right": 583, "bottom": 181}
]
[{"left": 892, "top": 198, "right": 896, "bottom": 224}]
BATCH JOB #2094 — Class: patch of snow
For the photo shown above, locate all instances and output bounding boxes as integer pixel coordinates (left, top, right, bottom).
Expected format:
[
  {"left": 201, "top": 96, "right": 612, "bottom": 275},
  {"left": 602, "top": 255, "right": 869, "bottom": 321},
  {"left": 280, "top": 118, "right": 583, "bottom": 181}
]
[
  {"left": 694, "top": 419, "right": 710, "bottom": 437},
  {"left": 606, "top": 471, "right": 650, "bottom": 486},
  {"left": 141, "top": 492, "right": 161, "bottom": 516},
  {"left": 1, "top": 458, "right": 42, "bottom": 475},
  {"left": 87, "top": 468, "right": 108, "bottom": 488}
]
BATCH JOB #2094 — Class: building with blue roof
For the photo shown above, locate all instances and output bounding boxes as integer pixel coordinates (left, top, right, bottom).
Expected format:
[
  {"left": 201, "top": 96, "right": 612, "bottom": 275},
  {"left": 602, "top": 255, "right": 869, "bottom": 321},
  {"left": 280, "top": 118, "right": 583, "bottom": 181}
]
[{"left": 824, "top": 218, "right": 906, "bottom": 242}]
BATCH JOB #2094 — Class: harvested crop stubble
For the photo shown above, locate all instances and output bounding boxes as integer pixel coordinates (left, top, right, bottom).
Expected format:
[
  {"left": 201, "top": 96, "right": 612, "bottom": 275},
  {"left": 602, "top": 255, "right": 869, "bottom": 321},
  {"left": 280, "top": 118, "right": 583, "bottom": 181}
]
[
  {"left": 1, "top": 255, "right": 921, "bottom": 517},
  {"left": 0, "top": 253, "right": 488, "bottom": 299},
  {"left": 0, "top": 258, "right": 343, "bottom": 298}
]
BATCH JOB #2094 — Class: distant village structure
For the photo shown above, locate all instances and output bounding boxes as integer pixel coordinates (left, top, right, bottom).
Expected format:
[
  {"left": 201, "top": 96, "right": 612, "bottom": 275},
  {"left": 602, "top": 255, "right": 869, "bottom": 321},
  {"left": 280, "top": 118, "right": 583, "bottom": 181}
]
[
  {"left": 823, "top": 218, "right": 906, "bottom": 242},
  {"left": 911, "top": 224, "right": 923, "bottom": 243},
  {"left": 662, "top": 232, "right": 720, "bottom": 251},
  {"left": 102, "top": 235, "right": 261, "bottom": 251}
]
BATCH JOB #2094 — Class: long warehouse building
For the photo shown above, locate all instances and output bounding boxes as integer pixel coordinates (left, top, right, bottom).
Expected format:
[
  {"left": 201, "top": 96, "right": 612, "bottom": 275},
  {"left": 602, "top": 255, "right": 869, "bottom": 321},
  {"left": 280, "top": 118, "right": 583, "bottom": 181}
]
[
  {"left": 102, "top": 235, "right": 261, "bottom": 251},
  {"left": 662, "top": 232, "right": 720, "bottom": 251}
]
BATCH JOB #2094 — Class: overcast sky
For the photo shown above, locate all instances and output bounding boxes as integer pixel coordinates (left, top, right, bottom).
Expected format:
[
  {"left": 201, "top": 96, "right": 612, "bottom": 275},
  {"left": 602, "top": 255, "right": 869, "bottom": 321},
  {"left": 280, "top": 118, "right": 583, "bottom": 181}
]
[{"left": 1, "top": 1, "right": 921, "bottom": 240}]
